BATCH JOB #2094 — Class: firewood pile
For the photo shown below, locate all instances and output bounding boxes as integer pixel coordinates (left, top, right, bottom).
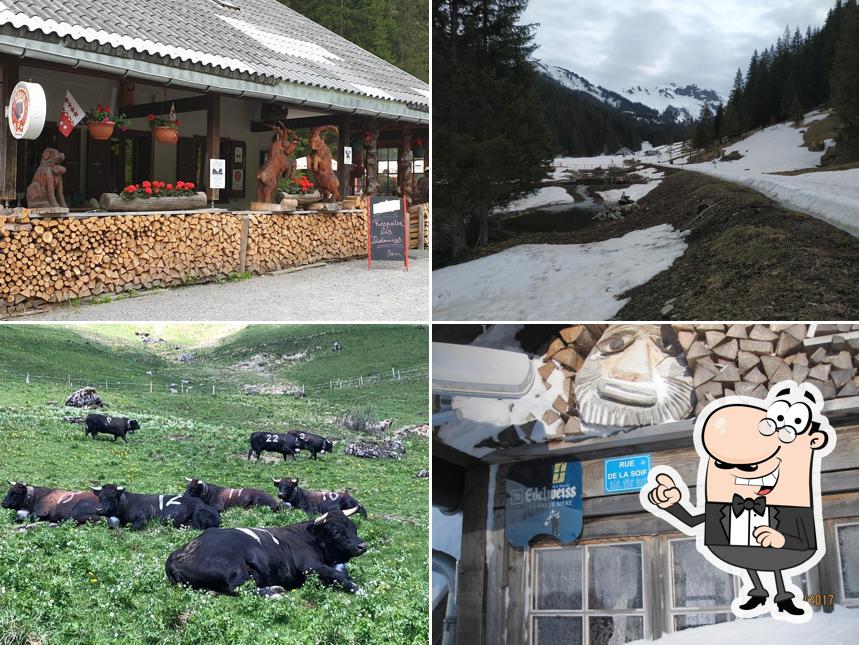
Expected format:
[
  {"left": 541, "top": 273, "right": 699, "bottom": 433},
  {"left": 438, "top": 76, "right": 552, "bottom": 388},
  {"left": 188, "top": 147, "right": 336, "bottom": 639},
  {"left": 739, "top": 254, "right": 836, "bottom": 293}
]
[
  {"left": 676, "top": 323, "right": 859, "bottom": 413},
  {"left": 244, "top": 212, "right": 366, "bottom": 273},
  {"left": 408, "top": 203, "right": 430, "bottom": 249},
  {"left": 344, "top": 439, "right": 405, "bottom": 459},
  {"left": 0, "top": 208, "right": 368, "bottom": 314},
  {"left": 534, "top": 324, "right": 609, "bottom": 435}
]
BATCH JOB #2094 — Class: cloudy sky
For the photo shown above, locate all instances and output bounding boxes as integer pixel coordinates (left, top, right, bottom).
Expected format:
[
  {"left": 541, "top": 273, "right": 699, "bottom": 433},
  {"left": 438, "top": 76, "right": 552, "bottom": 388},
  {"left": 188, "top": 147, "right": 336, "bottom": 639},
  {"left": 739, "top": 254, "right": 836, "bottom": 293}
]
[{"left": 522, "top": 0, "right": 832, "bottom": 98}]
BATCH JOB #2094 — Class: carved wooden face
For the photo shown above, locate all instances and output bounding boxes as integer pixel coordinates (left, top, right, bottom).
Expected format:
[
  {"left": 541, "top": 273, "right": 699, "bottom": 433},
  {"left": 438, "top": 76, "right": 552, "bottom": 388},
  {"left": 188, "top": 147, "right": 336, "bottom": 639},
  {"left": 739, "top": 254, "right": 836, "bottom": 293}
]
[{"left": 573, "top": 324, "right": 694, "bottom": 427}]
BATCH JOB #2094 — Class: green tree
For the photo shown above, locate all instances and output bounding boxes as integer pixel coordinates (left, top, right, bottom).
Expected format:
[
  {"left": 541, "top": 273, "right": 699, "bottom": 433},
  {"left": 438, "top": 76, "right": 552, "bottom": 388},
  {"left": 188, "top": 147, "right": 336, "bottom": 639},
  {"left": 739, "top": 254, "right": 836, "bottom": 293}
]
[
  {"left": 434, "top": 0, "right": 551, "bottom": 250},
  {"left": 282, "top": 0, "right": 427, "bottom": 81},
  {"left": 831, "top": 0, "right": 859, "bottom": 155}
]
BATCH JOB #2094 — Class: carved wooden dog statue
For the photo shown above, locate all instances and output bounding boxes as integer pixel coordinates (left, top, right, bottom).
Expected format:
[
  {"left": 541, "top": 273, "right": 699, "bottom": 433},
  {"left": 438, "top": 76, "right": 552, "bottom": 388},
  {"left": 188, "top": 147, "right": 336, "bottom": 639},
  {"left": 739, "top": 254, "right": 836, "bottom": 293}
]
[
  {"left": 27, "top": 148, "right": 67, "bottom": 208},
  {"left": 256, "top": 122, "right": 299, "bottom": 204},
  {"left": 308, "top": 125, "right": 340, "bottom": 202}
]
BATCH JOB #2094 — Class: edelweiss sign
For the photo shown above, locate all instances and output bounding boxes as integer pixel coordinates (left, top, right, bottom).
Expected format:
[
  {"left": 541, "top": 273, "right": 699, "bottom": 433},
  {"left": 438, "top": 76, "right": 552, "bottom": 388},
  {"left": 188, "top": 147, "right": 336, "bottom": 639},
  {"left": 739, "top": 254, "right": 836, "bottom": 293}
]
[{"left": 506, "top": 458, "right": 582, "bottom": 546}]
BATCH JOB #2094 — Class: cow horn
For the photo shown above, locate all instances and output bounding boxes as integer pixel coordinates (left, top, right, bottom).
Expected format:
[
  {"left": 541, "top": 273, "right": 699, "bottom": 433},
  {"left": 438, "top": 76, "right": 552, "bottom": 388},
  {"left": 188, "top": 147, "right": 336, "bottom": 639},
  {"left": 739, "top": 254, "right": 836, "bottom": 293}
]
[
  {"left": 343, "top": 507, "right": 359, "bottom": 517},
  {"left": 90, "top": 485, "right": 102, "bottom": 491},
  {"left": 314, "top": 512, "right": 329, "bottom": 525},
  {"left": 117, "top": 486, "right": 125, "bottom": 491},
  {"left": 7, "top": 480, "right": 15, "bottom": 486},
  {"left": 184, "top": 477, "right": 193, "bottom": 482},
  {"left": 291, "top": 478, "right": 298, "bottom": 483},
  {"left": 271, "top": 477, "right": 281, "bottom": 483}
]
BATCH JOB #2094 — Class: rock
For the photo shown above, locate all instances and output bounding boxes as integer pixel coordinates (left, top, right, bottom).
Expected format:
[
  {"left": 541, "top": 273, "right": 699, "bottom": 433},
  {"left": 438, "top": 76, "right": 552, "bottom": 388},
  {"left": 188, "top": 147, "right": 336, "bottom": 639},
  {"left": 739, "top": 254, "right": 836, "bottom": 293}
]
[
  {"left": 415, "top": 469, "right": 429, "bottom": 478},
  {"left": 65, "top": 387, "right": 102, "bottom": 408},
  {"left": 660, "top": 303, "right": 674, "bottom": 316},
  {"left": 63, "top": 416, "right": 85, "bottom": 424},
  {"left": 177, "top": 353, "right": 194, "bottom": 363},
  {"left": 345, "top": 440, "right": 405, "bottom": 459}
]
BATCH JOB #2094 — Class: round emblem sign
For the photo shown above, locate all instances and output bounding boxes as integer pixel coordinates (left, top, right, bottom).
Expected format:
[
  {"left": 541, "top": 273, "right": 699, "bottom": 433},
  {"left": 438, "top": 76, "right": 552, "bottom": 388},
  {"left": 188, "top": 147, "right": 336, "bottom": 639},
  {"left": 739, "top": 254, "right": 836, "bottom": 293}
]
[{"left": 7, "top": 82, "right": 47, "bottom": 140}]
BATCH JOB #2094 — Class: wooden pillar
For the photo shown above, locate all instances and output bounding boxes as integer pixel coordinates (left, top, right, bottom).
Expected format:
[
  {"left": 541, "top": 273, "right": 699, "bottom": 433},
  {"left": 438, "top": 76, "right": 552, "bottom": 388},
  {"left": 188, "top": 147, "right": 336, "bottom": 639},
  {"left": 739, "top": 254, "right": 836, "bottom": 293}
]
[
  {"left": 0, "top": 56, "right": 19, "bottom": 203},
  {"left": 336, "top": 115, "right": 350, "bottom": 198},
  {"left": 457, "top": 463, "right": 490, "bottom": 645},
  {"left": 205, "top": 94, "right": 220, "bottom": 202}
]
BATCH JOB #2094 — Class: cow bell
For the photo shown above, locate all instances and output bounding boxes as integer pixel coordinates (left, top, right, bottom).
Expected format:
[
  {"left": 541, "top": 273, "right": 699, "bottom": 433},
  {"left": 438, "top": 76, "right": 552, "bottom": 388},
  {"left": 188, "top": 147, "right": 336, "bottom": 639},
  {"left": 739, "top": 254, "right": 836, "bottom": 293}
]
[{"left": 107, "top": 516, "right": 120, "bottom": 529}]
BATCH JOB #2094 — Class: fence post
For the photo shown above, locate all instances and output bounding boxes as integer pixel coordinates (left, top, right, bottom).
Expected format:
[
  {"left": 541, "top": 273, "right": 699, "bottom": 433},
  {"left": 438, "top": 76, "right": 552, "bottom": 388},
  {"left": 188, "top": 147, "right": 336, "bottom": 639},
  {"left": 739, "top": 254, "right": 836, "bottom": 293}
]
[
  {"left": 68, "top": 374, "right": 71, "bottom": 387},
  {"left": 212, "top": 384, "right": 215, "bottom": 395},
  {"left": 391, "top": 367, "right": 395, "bottom": 380},
  {"left": 25, "top": 372, "right": 29, "bottom": 384},
  {"left": 360, "top": 375, "right": 363, "bottom": 386},
  {"left": 150, "top": 380, "right": 153, "bottom": 394}
]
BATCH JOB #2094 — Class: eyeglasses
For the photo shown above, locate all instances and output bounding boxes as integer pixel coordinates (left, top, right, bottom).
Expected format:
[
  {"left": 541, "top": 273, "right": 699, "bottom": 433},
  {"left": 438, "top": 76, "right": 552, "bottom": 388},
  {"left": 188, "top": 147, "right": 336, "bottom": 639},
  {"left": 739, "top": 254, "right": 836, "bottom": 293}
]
[{"left": 758, "top": 417, "right": 798, "bottom": 443}]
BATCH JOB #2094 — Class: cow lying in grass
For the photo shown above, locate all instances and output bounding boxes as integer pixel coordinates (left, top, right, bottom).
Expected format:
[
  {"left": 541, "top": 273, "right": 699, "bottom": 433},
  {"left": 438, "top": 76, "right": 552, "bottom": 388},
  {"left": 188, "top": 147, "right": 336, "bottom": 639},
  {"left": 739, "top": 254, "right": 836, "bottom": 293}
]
[
  {"left": 272, "top": 477, "right": 367, "bottom": 518},
  {"left": 85, "top": 414, "right": 140, "bottom": 443},
  {"left": 165, "top": 507, "right": 366, "bottom": 596},
  {"left": 3, "top": 480, "right": 101, "bottom": 524},
  {"left": 287, "top": 430, "right": 334, "bottom": 459},
  {"left": 184, "top": 478, "right": 280, "bottom": 512},
  {"left": 247, "top": 431, "right": 301, "bottom": 461},
  {"left": 92, "top": 483, "right": 220, "bottom": 531}
]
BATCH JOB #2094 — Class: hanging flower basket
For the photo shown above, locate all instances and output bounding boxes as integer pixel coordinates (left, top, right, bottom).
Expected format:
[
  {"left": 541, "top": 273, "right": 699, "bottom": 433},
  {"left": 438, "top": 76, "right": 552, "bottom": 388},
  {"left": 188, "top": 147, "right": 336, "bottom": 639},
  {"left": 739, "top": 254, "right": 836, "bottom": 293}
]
[
  {"left": 148, "top": 114, "right": 180, "bottom": 144},
  {"left": 153, "top": 125, "right": 179, "bottom": 144},
  {"left": 86, "top": 105, "right": 128, "bottom": 140},
  {"left": 88, "top": 121, "right": 116, "bottom": 141}
]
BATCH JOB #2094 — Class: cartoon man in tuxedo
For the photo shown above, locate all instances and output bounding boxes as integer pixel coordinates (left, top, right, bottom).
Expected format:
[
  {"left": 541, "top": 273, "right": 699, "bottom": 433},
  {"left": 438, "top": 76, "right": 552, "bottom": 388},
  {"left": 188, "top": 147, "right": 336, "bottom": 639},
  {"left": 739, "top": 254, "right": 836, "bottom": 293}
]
[{"left": 641, "top": 381, "right": 834, "bottom": 622}]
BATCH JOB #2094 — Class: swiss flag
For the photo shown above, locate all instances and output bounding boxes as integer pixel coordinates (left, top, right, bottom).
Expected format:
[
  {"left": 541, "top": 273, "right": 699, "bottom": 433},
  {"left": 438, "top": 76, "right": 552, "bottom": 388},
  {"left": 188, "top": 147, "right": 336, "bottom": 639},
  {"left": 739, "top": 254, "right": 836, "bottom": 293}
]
[{"left": 57, "top": 91, "right": 84, "bottom": 138}]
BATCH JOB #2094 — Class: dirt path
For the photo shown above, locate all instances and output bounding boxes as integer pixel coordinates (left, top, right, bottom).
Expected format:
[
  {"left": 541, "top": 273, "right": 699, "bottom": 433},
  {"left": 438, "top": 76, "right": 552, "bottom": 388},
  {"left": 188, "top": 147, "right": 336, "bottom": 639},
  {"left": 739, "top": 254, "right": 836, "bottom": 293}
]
[
  {"left": 616, "top": 171, "right": 859, "bottom": 319},
  {"left": 22, "top": 255, "right": 428, "bottom": 322}
]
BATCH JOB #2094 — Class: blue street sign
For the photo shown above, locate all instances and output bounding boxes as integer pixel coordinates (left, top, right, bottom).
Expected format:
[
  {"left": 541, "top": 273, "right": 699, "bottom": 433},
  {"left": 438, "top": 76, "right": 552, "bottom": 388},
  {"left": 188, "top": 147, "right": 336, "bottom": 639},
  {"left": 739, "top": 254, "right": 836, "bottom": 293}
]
[
  {"left": 604, "top": 455, "right": 651, "bottom": 494},
  {"left": 506, "top": 459, "right": 582, "bottom": 546}
]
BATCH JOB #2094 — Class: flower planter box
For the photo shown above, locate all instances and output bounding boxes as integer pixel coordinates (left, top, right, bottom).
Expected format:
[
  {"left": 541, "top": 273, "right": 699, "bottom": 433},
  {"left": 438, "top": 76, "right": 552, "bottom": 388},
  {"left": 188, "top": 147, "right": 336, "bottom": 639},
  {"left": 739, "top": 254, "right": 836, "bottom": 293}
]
[
  {"left": 153, "top": 126, "right": 179, "bottom": 144},
  {"left": 88, "top": 121, "right": 116, "bottom": 140},
  {"left": 99, "top": 191, "right": 208, "bottom": 211},
  {"left": 293, "top": 190, "right": 322, "bottom": 205}
]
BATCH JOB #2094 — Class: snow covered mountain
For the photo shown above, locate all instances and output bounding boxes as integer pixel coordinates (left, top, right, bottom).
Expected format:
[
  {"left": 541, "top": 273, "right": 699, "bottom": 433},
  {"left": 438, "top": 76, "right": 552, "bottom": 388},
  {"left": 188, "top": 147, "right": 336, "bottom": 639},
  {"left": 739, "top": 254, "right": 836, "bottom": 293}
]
[
  {"left": 537, "top": 62, "right": 724, "bottom": 124},
  {"left": 621, "top": 83, "right": 724, "bottom": 122},
  {"left": 537, "top": 63, "right": 660, "bottom": 121}
]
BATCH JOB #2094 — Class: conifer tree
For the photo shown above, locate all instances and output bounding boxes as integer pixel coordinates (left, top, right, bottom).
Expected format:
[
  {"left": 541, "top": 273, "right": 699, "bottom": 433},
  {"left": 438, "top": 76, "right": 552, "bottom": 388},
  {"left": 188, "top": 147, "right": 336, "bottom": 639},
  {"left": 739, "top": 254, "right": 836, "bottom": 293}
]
[{"left": 831, "top": 0, "right": 859, "bottom": 155}]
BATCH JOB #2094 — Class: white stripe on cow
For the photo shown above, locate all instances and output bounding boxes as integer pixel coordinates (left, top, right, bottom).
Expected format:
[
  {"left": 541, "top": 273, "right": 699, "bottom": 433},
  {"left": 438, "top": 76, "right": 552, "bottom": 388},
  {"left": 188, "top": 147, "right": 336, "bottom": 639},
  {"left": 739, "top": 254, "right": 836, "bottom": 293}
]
[
  {"left": 236, "top": 528, "right": 262, "bottom": 544},
  {"left": 256, "top": 529, "right": 280, "bottom": 545},
  {"left": 159, "top": 495, "right": 164, "bottom": 510},
  {"left": 165, "top": 495, "right": 182, "bottom": 507},
  {"left": 58, "top": 493, "right": 76, "bottom": 504}
]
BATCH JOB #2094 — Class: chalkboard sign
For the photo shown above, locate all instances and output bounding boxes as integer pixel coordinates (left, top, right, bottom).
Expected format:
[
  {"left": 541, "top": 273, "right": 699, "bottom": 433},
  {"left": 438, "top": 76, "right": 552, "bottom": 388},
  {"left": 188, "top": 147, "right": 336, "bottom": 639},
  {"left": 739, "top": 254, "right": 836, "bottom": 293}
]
[{"left": 368, "top": 196, "right": 407, "bottom": 268}]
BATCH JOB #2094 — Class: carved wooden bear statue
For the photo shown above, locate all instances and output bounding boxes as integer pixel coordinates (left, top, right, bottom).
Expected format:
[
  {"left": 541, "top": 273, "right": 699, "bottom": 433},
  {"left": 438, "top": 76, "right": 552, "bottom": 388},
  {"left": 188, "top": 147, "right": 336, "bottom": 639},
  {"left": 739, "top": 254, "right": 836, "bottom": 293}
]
[{"left": 26, "top": 148, "right": 67, "bottom": 208}]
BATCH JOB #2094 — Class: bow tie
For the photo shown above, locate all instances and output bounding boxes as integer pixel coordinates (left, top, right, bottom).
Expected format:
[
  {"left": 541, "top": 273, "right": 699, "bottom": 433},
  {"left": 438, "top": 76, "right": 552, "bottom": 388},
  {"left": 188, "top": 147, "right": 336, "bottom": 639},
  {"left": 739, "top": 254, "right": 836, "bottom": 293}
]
[{"left": 732, "top": 494, "right": 766, "bottom": 517}]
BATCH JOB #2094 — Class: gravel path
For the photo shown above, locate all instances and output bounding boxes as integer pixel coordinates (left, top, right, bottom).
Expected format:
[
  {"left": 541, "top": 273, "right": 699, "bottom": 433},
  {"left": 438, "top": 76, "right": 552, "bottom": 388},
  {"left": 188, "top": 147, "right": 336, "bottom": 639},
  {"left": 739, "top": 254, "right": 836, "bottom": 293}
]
[{"left": 25, "top": 255, "right": 428, "bottom": 321}]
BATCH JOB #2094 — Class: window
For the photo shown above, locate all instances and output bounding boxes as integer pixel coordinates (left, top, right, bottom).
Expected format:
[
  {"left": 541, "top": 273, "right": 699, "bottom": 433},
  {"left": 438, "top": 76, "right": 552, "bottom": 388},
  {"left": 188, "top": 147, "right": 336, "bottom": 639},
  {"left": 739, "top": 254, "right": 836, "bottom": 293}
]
[
  {"left": 668, "top": 538, "right": 735, "bottom": 631},
  {"left": 836, "top": 522, "right": 859, "bottom": 605},
  {"left": 378, "top": 147, "right": 398, "bottom": 195},
  {"left": 531, "top": 542, "right": 646, "bottom": 644}
]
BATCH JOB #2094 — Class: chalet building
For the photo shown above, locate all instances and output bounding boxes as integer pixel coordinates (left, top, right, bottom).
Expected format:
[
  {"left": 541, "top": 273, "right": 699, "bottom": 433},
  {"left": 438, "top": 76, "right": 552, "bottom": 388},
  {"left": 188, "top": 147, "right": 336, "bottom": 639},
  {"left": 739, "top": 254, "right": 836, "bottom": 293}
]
[
  {"left": 433, "top": 324, "right": 859, "bottom": 645},
  {"left": 0, "top": 0, "right": 429, "bottom": 208}
]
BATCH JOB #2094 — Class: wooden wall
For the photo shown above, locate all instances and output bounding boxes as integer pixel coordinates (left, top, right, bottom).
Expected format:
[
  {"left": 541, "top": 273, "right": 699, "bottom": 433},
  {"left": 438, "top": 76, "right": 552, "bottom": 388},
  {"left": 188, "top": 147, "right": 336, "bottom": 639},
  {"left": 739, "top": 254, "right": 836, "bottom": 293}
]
[{"left": 455, "top": 425, "right": 859, "bottom": 644}]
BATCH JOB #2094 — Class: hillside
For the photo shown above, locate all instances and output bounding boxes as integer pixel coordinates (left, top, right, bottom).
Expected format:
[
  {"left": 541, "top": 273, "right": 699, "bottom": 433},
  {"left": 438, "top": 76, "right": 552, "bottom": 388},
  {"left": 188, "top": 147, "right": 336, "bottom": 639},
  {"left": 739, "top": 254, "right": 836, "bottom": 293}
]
[{"left": 0, "top": 325, "right": 428, "bottom": 644}]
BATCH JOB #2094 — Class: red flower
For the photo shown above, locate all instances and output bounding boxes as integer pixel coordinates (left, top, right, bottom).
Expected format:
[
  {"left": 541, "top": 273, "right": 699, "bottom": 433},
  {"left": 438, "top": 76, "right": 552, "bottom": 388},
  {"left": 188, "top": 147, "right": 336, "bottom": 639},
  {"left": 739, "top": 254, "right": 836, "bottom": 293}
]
[
  {"left": 142, "top": 180, "right": 151, "bottom": 188},
  {"left": 144, "top": 187, "right": 153, "bottom": 195},
  {"left": 147, "top": 114, "right": 156, "bottom": 122},
  {"left": 124, "top": 185, "right": 136, "bottom": 193},
  {"left": 176, "top": 181, "right": 185, "bottom": 188},
  {"left": 96, "top": 104, "right": 103, "bottom": 112},
  {"left": 187, "top": 182, "right": 195, "bottom": 190},
  {"left": 166, "top": 183, "right": 173, "bottom": 190}
]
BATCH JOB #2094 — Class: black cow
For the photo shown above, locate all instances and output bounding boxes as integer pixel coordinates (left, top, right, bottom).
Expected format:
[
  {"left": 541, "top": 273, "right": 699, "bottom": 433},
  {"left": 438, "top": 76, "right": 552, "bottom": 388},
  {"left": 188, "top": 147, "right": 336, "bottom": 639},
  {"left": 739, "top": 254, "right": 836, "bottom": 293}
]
[
  {"left": 287, "top": 430, "right": 334, "bottom": 459},
  {"left": 272, "top": 477, "right": 366, "bottom": 518},
  {"left": 165, "top": 507, "right": 366, "bottom": 596},
  {"left": 85, "top": 414, "right": 140, "bottom": 443},
  {"left": 91, "top": 483, "right": 220, "bottom": 531},
  {"left": 184, "top": 478, "right": 280, "bottom": 512},
  {"left": 3, "top": 481, "right": 101, "bottom": 524},
  {"left": 247, "top": 432, "right": 301, "bottom": 461}
]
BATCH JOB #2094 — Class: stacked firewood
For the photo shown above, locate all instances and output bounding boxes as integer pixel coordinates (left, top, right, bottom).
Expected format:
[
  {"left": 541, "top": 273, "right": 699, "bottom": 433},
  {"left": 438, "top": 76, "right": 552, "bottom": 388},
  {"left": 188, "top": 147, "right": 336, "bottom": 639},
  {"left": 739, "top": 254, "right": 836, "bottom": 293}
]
[
  {"left": 534, "top": 324, "right": 609, "bottom": 435},
  {"left": 244, "top": 212, "right": 366, "bottom": 273},
  {"left": 1, "top": 208, "right": 369, "bottom": 314},
  {"left": 0, "top": 211, "right": 241, "bottom": 313},
  {"left": 408, "top": 203, "right": 430, "bottom": 249},
  {"left": 678, "top": 323, "right": 859, "bottom": 413}
]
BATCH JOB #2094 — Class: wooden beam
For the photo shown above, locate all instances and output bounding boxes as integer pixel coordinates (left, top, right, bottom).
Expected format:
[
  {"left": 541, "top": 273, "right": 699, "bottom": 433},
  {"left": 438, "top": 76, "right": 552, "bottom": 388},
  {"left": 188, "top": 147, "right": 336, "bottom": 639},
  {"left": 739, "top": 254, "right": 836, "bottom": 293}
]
[
  {"left": 122, "top": 95, "right": 210, "bottom": 119},
  {"left": 0, "top": 56, "right": 19, "bottom": 202},
  {"left": 337, "top": 114, "right": 350, "bottom": 197},
  {"left": 206, "top": 94, "right": 220, "bottom": 202},
  {"left": 456, "top": 463, "right": 489, "bottom": 645},
  {"left": 250, "top": 115, "right": 346, "bottom": 132}
]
